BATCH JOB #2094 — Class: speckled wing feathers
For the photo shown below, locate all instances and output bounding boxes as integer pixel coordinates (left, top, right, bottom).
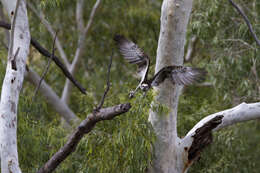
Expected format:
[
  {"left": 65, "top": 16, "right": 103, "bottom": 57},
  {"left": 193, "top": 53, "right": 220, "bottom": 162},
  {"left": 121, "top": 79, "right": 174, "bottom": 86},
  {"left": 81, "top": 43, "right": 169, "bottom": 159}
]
[
  {"left": 114, "top": 35, "right": 150, "bottom": 81},
  {"left": 151, "top": 66, "right": 207, "bottom": 86}
]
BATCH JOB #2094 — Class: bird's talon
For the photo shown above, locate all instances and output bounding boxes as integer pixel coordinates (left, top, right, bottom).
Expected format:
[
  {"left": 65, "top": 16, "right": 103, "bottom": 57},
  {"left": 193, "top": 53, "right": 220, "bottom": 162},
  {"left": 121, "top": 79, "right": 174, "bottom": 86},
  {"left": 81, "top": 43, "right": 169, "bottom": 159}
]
[{"left": 129, "top": 91, "right": 135, "bottom": 98}]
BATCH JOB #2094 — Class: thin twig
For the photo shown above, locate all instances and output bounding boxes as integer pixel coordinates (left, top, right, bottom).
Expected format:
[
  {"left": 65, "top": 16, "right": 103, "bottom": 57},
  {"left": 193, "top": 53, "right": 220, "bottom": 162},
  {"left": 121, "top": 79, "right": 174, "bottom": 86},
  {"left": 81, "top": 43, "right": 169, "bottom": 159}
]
[
  {"left": 8, "top": 0, "right": 21, "bottom": 57},
  {"left": 0, "top": 20, "right": 86, "bottom": 94},
  {"left": 94, "top": 49, "right": 114, "bottom": 112},
  {"left": 33, "top": 31, "right": 58, "bottom": 99},
  {"left": 228, "top": 0, "right": 260, "bottom": 47}
]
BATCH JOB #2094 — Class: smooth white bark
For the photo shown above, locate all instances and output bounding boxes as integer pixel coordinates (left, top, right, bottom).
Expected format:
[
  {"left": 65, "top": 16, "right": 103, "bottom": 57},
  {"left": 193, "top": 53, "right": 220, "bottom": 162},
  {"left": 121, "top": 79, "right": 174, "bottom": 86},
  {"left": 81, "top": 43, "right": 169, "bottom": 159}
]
[
  {"left": 184, "top": 102, "right": 260, "bottom": 144},
  {"left": 148, "top": 0, "right": 193, "bottom": 172},
  {"left": 0, "top": 0, "right": 30, "bottom": 172},
  {"left": 175, "top": 102, "right": 260, "bottom": 173},
  {"left": 25, "top": 68, "right": 80, "bottom": 124}
]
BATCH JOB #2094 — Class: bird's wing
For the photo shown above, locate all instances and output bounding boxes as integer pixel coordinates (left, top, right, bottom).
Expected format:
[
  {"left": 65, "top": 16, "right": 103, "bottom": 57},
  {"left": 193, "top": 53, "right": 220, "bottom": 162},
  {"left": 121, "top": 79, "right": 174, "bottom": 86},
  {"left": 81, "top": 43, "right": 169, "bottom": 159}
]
[
  {"left": 114, "top": 35, "right": 150, "bottom": 82},
  {"left": 150, "top": 66, "right": 207, "bottom": 86}
]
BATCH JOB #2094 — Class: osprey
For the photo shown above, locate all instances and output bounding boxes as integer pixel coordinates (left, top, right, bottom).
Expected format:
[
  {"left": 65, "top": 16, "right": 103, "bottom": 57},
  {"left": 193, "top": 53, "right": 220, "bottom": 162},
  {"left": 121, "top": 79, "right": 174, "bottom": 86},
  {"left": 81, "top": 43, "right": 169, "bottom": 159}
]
[{"left": 114, "top": 35, "right": 207, "bottom": 98}]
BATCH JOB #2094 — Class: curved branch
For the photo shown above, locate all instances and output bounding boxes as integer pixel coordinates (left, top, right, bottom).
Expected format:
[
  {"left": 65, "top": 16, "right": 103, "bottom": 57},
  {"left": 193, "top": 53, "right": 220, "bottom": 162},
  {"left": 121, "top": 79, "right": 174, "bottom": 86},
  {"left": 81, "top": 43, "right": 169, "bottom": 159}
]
[
  {"left": 0, "top": 20, "right": 86, "bottom": 94},
  {"left": 182, "top": 102, "right": 260, "bottom": 153},
  {"left": 179, "top": 102, "right": 260, "bottom": 172},
  {"left": 229, "top": 0, "right": 260, "bottom": 47},
  {"left": 37, "top": 103, "right": 131, "bottom": 173}
]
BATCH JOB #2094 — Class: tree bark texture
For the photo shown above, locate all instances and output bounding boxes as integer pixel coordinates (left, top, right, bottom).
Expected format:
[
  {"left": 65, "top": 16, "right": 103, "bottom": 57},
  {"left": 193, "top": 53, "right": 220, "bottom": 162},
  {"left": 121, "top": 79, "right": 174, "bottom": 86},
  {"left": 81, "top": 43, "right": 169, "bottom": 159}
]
[
  {"left": 149, "top": 1, "right": 260, "bottom": 173},
  {"left": 0, "top": 0, "right": 30, "bottom": 173},
  {"left": 148, "top": 0, "right": 193, "bottom": 172}
]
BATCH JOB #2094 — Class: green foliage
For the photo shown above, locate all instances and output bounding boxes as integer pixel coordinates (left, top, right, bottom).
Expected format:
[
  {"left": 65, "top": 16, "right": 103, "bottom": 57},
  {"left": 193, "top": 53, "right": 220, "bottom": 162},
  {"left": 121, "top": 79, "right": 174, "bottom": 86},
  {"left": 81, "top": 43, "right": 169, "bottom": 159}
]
[{"left": 0, "top": 0, "right": 259, "bottom": 172}]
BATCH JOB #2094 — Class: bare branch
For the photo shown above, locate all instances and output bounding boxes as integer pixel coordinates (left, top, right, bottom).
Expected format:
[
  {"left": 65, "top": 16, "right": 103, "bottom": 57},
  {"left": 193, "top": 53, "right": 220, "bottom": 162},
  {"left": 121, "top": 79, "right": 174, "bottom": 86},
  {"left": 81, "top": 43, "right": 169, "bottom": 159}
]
[
  {"left": 83, "top": 0, "right": 101, "bottom": 34},
  {"left": 182, "top": 102, "right": 260, "bottom": 151},
  {"left": 0, "top": 20, "right": 87, "bottom": 94},
  {"left": 184, "top": 36, "right": 198, "bottom": 63},
  {"left": 33, "top": 31, "right": 58, "bottom": 99},
  {"left": 76, "top": 0, "right": 84, "bottom": 33},
  {"left": 37, "top": 103, "right": 131, "bottom": 173},
  {"left": 94, "top": 50, "right": 113, "bottom": 112},
  {"left": 31, "top": 38, "right": 86, "bottom": 94},
  {"left": 228, "top": 0, "right": 260, "bottom": 47},
  {"left": 25, "top": 67, "right": 80, "bottom": 124},
  {"left": 62, "top": 0, "right": 101, "bottom": 103},
  {"left": 27, "top": 2, "right": 70, "bottom": 67}
]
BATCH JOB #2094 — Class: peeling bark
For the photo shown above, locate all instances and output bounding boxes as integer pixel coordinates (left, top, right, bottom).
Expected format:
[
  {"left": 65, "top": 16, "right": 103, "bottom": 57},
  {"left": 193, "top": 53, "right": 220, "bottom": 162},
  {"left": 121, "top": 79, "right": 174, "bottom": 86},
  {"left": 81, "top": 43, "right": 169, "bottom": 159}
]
[
  {"left": 188, "top": 115, "right": 223, "bottom": 162},
  {"left": 181, "top": 102, "right": 260, "bottom": 172}
]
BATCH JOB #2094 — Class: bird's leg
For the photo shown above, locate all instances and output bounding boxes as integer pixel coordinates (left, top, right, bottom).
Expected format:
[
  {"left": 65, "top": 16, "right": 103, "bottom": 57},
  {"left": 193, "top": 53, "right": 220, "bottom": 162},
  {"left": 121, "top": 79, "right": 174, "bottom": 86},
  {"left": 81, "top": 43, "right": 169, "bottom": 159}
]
[{"left": 129, "top": 84, "right": 140, "bottom": 98}]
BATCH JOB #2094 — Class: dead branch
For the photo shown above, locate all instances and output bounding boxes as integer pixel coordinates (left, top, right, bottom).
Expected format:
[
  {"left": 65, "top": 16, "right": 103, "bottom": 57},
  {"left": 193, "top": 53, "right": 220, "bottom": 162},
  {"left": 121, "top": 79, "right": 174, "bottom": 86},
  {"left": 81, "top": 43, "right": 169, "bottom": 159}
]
[
  {"left": 37, "top": 103, "right": 131, "bottom": 173},
  {"left": 0, "top": 20, "right": 86, "bottom": 94},
  {"left": 228, "top": 0, "right": 260, "bottom": 47},
  {"left": 94, "top": 50, "right": 113, "bottom": 112},
  {"left": 188, "top": 115, "right": 223, "bottom": 161},
  {"left": 33, "top": 31, "right": 58, "bottom": 99}
]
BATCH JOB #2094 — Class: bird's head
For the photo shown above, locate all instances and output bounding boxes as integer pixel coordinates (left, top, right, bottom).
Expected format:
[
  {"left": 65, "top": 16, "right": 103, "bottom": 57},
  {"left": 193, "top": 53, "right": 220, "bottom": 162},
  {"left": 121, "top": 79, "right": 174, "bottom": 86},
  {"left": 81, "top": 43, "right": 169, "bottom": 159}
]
[{"left": 140, "top": 83, "right": 150, "bottom": 91}]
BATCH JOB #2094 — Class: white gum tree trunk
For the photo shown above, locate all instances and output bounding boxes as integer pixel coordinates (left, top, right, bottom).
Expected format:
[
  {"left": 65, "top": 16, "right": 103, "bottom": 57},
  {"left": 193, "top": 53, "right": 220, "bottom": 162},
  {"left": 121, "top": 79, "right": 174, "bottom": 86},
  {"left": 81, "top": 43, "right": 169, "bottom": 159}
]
[
  {"left": 0, "top": 0, "right": 30, "bottom": 172},
  {"left": 149, "top": 1, "right": 260, "bottom": 173},
  {"left": 148, "top": 0, "right": 193, "bottom": 172}
]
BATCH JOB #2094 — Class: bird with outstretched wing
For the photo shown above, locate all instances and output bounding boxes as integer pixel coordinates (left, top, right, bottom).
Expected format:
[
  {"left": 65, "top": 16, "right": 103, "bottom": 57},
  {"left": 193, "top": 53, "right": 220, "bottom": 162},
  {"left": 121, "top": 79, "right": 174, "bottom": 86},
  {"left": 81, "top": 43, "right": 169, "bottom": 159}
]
[{"left": 114, "top": 35, "right": 207, "bottom": 98}]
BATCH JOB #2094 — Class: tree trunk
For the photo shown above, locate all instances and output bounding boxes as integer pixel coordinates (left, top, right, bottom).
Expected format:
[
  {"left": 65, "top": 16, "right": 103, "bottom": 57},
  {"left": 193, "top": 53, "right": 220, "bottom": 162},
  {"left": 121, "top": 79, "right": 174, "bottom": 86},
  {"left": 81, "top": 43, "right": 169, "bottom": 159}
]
[
  {"left": 148, "top": 0, "right": 193, "bottom": 172},
  {"left": 0, "top": 0, "right": 30, "bottom": 172},
  {"left": 149, "top": 1, "right": 260, "bottom": 173}
]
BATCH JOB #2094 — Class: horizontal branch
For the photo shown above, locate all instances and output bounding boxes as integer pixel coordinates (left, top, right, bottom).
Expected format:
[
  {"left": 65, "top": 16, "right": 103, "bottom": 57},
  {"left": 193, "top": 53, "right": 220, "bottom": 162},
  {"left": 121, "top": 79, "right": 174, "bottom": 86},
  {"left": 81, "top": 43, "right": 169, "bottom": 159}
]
[
  {"left": 37, "top": 103, "right": 131, "bottom": 173},
  {"left": 0, "top": 20, "right": 86, "bottom": 94}
]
